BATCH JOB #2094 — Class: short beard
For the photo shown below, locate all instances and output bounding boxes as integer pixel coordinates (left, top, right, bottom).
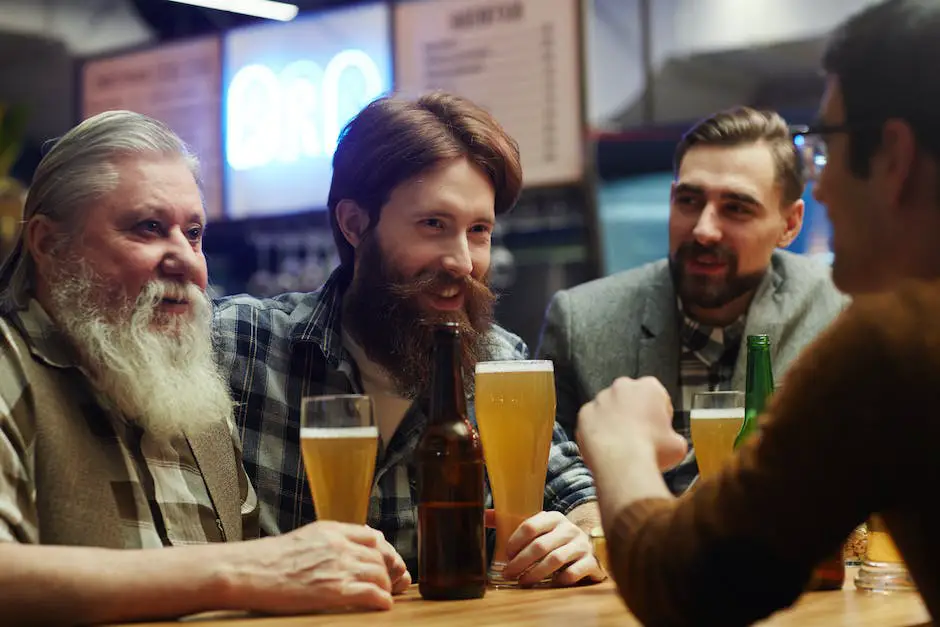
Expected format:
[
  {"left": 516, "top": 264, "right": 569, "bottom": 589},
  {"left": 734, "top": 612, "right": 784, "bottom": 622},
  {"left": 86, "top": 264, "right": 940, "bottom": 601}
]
[
  {"left": 669, "top": 242, "right": 766, "bottom": 311},
  {"left": 47, "top": 260, "right": 234, "bottom": 441},
  {"left": 343, "top": 235, "right": 497, "bottom": 399}
]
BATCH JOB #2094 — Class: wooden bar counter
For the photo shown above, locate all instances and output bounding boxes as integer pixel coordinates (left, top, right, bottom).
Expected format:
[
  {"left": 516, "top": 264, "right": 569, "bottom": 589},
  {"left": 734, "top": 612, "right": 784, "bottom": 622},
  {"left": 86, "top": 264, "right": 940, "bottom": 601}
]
[{"left": 109, "top": 569, "right": 930, "bottom": 627}]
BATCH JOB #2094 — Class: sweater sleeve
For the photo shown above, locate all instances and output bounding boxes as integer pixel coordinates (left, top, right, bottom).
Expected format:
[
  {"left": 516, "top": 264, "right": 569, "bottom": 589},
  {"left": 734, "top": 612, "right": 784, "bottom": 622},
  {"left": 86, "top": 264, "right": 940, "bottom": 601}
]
[{"left": 605, "top": 287, "right": 930, "bottom": 627}]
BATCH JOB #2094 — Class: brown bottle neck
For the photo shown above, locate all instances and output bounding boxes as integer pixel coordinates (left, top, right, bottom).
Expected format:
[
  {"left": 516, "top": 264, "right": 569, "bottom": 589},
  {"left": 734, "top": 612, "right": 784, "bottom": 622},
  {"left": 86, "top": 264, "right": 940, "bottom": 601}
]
[{"left": 429, "top": 334, "right": 467, "bottom": 424}]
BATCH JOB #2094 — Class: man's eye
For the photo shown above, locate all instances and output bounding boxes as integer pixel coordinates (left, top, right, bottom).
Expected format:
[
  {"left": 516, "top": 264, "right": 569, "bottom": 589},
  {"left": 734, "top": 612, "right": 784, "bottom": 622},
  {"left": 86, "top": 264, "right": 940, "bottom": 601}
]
[{"left": 136, "top": 220, "right": 162, "bottom": 234}]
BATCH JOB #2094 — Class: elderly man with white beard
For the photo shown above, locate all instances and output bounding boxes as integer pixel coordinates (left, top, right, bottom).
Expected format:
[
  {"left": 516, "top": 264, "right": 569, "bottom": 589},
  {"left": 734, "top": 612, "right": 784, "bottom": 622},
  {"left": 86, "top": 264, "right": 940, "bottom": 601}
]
[{"left": 0, "top": 111, "right": 410, "bottom": 626}]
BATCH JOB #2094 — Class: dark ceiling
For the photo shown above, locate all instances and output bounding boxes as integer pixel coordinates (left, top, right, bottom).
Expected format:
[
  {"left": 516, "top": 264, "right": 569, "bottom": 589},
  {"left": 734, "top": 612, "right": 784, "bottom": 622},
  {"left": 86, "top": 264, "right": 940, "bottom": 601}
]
[{"left": 128, "top": 0, "right": 375, "bottom": 40}]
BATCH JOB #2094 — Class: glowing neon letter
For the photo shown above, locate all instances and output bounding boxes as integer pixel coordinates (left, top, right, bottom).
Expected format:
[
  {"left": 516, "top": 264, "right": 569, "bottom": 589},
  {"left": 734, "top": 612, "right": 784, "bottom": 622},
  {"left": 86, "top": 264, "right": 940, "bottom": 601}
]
[{"left": 226, "top": 64, "right": 281, "bottom": 171}]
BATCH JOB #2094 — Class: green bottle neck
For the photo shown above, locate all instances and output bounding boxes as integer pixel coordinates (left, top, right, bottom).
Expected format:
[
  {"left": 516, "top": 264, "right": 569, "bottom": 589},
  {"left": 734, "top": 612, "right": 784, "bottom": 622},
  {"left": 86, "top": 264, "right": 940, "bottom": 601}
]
[{"left": 745, "top": 346, "right": 774, "bottom": 416}]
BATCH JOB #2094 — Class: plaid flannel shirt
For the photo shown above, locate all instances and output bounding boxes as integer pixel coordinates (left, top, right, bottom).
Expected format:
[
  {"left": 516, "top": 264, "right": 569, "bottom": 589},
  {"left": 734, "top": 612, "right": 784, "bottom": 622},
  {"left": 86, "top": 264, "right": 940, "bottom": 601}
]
[
  {"left": 213, "top": 268, "right": 597, "bottom": 574},
  {"left": 0, "top": 300, "right": 257, "bottom": 546},
  {"left": 663, "top": 307, "right": 744, "bottom": 493}
]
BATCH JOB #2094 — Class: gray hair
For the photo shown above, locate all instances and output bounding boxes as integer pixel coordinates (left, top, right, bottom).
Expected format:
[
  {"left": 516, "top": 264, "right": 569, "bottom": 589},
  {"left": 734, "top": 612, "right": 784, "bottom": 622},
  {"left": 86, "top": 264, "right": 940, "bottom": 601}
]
[{"left": 0, "top": 110, "right": 201, "bottom": 313}]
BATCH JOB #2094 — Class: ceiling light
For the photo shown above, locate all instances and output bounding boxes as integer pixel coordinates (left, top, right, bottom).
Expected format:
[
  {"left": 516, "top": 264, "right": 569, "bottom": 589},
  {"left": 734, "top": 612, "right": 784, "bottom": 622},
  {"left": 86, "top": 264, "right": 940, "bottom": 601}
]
[{"left": 167, "top": 0, "right": 299, "bottom": 22}]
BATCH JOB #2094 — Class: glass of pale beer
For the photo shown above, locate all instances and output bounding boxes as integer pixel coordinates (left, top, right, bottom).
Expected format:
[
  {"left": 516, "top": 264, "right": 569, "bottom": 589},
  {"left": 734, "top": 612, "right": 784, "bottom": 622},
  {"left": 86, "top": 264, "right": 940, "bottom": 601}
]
[
  {"left": 474, "top": 360, "right": 556, "bottom": 587},
  {"left": 855, "top": 514, "right": 917, "bottom": 592},
  {"left": 300, "top": 394, "right": 378, "bottom": 525},
  {"left": 690, "top": 391, "right": 745, "bottom": 480}
]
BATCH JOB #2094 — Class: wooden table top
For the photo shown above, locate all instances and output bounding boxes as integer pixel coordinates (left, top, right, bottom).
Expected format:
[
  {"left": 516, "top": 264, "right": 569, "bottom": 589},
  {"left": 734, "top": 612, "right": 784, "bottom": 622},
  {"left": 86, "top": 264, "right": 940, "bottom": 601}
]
[{"left": 110, "top": 569, "right": 931, "bottom": 627}]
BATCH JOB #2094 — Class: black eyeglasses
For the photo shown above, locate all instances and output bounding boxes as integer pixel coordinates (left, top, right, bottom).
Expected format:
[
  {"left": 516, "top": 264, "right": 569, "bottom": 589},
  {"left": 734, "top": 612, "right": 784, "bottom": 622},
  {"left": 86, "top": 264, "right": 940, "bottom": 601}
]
[
  {"left": 790, "top": 120, "right": 908, "bottom": 180},
  {"left": 790, "top": 123, "right": 854, "bottom": 137},
  {"left": 789, "top": 124, "right": 853, "bottom": 182}
]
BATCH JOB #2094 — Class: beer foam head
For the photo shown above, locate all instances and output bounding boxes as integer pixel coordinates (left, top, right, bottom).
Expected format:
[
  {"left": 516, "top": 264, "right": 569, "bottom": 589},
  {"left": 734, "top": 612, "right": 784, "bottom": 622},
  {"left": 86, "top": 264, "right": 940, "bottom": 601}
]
[
  {"left": 475, "top": 359, "right": 554, "bottom": 374},
  {"left": 301, "top": 426, "right": 379, "bottom": 439},
  {"left": 689, "top": 408, "right": 746, "bottom": 420}
]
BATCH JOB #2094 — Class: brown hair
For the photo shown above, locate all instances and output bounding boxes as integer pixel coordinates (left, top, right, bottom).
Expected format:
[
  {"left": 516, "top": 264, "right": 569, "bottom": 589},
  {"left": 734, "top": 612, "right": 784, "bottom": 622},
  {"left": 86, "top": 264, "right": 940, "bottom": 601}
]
[
  {"left": 823, "top": 0, "right": 940, "bottom": 178},
  {"left": 327, "top": 92, "right": 523, "bottom": 269},
  {"left": 673, "top": 106, "right": 805, "bottom": 205}
]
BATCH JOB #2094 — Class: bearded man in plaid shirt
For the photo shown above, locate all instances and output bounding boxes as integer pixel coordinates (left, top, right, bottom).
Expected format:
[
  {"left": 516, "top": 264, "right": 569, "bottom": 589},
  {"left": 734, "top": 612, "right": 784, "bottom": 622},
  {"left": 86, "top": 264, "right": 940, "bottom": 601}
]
[{"left": 214, "top": 93, "right": 605, "bottom": 586}]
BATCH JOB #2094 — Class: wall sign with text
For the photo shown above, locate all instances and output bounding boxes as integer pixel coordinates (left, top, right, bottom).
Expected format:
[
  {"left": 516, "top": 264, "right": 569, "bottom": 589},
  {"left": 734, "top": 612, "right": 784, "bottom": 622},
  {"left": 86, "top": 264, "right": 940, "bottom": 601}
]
[
  {"left": 394, "top": 0, "right": 585, "bottom": 188},
  {"left": 223, "top": 2, "right": 393, "bottom": 219}
]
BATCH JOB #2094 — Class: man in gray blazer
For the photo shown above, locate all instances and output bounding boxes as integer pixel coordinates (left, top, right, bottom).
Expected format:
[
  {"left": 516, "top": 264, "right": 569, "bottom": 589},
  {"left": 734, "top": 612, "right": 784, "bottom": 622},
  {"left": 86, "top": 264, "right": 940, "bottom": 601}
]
[{"left": 538, "top": 107, "right": 846, "bottom": 494}]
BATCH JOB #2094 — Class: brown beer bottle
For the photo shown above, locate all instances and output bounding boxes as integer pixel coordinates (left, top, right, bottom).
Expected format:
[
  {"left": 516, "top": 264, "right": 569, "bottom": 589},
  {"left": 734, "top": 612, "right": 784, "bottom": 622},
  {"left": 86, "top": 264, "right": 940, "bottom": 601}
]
[{"left": 416, "top": 322, "right": 486, "bottom": 600}]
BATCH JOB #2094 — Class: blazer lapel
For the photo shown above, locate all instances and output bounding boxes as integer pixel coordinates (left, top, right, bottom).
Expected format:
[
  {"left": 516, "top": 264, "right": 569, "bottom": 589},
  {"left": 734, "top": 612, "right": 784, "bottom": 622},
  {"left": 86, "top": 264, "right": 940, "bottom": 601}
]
[
  {"left": 186, "top": 422, "right": 241, "bottom": 542},
  {"left": 635, "top": 270, "right": 682, "bottom": 414},
  {"left": 732, "top": 266, "right": 785, "bottom": 391}
]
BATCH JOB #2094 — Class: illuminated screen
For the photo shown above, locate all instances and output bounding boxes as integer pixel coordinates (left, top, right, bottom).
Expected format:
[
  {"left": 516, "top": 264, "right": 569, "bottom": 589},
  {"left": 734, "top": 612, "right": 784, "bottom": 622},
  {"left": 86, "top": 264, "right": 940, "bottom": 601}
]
[{"left": 223, "top": 3, "right": 393, "bottom": 218}]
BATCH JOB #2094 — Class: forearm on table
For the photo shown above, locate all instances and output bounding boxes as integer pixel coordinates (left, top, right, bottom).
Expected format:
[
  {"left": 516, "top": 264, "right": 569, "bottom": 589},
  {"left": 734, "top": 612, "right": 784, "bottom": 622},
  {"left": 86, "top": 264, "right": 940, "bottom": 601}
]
[
  {"left": 604, "top": 445, "right": 810, "bottom": 627},
  {"left": 0, "top": 541, "right": 247, "bottom": 626}
]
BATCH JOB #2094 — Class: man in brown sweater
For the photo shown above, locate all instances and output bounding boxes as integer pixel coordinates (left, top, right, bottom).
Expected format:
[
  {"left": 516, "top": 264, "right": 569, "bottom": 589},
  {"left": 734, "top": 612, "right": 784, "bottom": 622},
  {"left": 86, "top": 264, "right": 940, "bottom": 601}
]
[{"left": 576, "top": 0, "right": 940, "bottom": 625}]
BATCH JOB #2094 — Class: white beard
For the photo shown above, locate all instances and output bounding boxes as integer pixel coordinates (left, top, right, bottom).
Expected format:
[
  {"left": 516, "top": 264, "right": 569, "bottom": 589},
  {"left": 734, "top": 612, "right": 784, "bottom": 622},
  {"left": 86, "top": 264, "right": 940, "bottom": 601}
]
[{"left": 48, "top": 267, "right": 234, "bottom": 441}]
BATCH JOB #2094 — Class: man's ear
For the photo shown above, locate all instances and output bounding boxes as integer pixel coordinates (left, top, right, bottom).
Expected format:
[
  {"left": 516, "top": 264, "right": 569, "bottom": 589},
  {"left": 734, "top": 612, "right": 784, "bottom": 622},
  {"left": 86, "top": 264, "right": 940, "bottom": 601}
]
[
  {"left": 777, "top": 199, "right": 804, "bottom": 248},
  {"left": 25, "top": 216, "right": 62, "bottom": 274},
  {"left": 335, "top": 200, "right": 371, "bottom": 248}
]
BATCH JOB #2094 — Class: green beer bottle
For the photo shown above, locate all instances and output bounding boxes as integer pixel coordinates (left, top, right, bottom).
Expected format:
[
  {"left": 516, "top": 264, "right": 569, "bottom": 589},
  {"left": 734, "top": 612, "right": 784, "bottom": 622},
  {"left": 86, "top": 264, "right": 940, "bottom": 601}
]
[{"left": 734, "top": 334, "right": 774, "bottom": 449}]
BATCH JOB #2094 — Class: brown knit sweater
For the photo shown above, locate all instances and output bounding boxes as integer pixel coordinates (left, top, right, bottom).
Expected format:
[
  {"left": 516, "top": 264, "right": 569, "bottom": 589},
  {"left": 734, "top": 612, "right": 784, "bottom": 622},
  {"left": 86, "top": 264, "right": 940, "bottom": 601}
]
[{"left": 605, "top": 279, "right": 940, "bottom": 626}]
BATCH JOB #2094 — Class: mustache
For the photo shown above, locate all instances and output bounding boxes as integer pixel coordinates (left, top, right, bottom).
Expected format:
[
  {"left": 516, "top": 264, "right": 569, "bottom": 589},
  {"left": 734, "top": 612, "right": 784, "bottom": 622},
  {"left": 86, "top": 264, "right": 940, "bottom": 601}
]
[
  {"left": 135, "top": 280, "right": 206, "bottom": 308},
  {"left": 386, "top": 270, "right": 493, "bottom": 303},
  {"left": 674, "top": 242, "right": 736, "bottom": 265}
]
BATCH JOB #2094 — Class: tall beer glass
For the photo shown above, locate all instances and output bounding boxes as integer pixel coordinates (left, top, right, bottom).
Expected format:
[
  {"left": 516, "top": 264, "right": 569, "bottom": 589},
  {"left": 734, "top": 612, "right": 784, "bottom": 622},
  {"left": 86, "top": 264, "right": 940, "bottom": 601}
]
[
  {"left": 301, "top": 394, "right": 378, "bottom": 524},
  {"left": 690, "top": 391, "right": 745, "bottom": 479},
  {"left": 474, "top": 360, "right": 555, "bottom": 587},
  {"left": 855, "top": 514, "right": 917, "bottom": 592}
]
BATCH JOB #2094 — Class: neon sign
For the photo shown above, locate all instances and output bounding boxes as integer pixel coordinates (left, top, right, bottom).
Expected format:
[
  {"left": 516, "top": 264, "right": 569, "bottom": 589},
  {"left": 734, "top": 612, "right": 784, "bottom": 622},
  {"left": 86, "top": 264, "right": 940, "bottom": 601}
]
[{"left": 226, "top": 49, "right": 385, "bottom": 171}]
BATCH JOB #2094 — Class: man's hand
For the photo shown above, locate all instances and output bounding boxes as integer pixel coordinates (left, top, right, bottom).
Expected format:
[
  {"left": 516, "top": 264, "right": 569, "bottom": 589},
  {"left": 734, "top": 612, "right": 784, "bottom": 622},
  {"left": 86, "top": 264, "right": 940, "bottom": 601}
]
[
  {"left": 500, "top": 511, "right": 606, "bottom": 587},
  {"left": 577, "top": 376, "right": 688, "bottom": 473},
  {"left": 226, "top": 521, "right": 412, "bottom": 614}
]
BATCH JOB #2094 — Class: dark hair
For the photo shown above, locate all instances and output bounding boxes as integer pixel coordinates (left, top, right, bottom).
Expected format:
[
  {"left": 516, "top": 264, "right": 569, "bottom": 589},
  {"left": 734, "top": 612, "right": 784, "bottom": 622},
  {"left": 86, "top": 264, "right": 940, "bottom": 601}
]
[
  {"left": 823, "top": 0, "right": 940, "bottom": 177},
  {"left": 327, "top": 92, "right": 523, "bottom": 269},
  {"left": 673, "top": 107, "right": 804, "bottom": 205}
]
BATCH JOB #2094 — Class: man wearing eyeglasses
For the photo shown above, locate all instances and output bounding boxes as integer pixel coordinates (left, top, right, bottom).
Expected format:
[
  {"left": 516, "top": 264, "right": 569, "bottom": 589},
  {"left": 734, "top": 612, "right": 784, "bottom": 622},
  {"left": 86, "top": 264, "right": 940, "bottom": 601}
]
[
  {"left": 578, "top": 0, "right": 940, "bottom": 624},
  {"left": 538, "top": 106, "right": 846, "bottom": 494}
]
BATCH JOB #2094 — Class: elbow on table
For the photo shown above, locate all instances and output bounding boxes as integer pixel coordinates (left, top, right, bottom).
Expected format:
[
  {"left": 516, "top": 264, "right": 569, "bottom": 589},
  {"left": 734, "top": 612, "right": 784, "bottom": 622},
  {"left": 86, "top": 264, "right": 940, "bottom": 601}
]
[{"left": 613, "top": 539, "right": 810, "bottom": 627}]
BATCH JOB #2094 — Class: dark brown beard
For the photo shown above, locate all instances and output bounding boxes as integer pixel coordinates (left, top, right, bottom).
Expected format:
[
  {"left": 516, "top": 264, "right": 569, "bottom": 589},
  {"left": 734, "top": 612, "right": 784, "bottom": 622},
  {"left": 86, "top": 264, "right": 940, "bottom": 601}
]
[
  {"left": 343, "top": 234, "right": 496, "bottom": 399},
  {"left": 669, "top": 241, "right": 766, "bottom": 310}
]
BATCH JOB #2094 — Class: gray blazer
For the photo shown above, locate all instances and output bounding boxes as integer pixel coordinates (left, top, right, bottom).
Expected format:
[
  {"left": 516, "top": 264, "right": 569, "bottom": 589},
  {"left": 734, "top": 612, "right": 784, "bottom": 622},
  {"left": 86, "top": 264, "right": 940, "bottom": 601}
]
[{"left": 537, "top": 250, "right": 847, "bottom": 489}]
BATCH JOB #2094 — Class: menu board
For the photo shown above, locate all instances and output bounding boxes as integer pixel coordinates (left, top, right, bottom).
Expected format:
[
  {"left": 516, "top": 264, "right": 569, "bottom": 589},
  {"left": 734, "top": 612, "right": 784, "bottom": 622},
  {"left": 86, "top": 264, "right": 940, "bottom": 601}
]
[
  {"left": 81, "top": 37, "right": 224, "bottom": 220},
  {"left": 394, "top": 0, "right": 584, "bottom": 188},
  {"left": 223, "top": 3, "right": 393, "bottom": 219}
]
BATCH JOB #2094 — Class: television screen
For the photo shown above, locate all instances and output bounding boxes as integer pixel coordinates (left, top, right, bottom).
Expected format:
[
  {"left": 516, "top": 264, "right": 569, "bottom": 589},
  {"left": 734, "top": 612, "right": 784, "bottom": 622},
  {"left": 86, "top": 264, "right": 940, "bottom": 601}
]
[{"left": 223, "top": 2, "right": 393, "bottom": 219}]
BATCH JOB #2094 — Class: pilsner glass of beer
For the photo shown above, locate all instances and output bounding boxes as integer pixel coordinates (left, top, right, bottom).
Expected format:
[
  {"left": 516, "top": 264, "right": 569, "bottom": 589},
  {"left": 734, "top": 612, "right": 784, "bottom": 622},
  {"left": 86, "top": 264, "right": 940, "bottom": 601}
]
[
  {"left": 855, "top": 514, "right": 917, "bottom": 592},
  {"left": 300, "top": 394, "right": 378, "bottom": 525},
  {"left": 689, "top": 391, "right": 745, "bottom": 480},
  {"left": 474, "top": 360, "right": 556, "bottom": 587}
]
